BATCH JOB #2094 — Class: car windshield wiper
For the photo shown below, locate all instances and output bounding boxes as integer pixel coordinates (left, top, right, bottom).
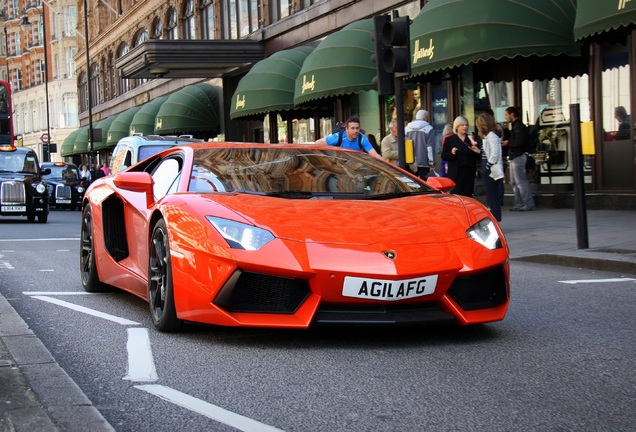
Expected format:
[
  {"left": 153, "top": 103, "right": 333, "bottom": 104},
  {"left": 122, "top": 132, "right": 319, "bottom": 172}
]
[
  {"left": 362, "top": 191, "right": 429, "bottom": 200},
  {"left": 232, "top": 189, "right": 339, "bottom": 199}
]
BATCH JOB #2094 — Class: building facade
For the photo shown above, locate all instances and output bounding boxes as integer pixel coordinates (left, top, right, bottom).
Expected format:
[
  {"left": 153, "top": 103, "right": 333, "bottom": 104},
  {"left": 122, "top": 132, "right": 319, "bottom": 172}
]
[
  {"left": 2, "top": 0, "right": 635, "bottom": 204},
  {"left": 2, "top": 0, "right": 78, "bottom": 162}
]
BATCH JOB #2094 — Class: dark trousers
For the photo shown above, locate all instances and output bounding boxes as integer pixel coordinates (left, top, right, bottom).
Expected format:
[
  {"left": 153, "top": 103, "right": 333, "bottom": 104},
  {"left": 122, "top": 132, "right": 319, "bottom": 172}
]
[{"left": 482, "top": 160, "right": 502, "bottom": 222}]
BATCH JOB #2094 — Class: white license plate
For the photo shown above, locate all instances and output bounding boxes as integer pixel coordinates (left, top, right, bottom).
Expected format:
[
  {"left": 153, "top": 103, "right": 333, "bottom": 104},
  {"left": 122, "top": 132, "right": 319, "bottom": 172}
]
[
  {"left": 57, "top": 199, "right": 71, "bottom": 204},
  {"left": 2, "top": 206, "right": 26, "bottom": 212},
  {"left": 342, "top": 275, "right": 438, "bottom": 301}
]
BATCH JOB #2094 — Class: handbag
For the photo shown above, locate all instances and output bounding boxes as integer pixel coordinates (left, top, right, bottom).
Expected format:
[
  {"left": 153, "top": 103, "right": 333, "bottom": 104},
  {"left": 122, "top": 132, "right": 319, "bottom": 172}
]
[
  {"left": 489, "top": 163, "right": 504, "bottom": 180},
  {"left": 525, "top": 152, "right": 536, "bottom": 171},
  {"left": 473, "top": 170, "right": 486, "bottom": 196}
]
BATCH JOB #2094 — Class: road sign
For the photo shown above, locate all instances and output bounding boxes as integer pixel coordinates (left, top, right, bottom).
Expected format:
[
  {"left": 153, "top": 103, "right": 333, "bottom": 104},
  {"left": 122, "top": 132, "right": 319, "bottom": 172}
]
[{"left": 40, "top": 133, "right": 50, "bottom": 143}]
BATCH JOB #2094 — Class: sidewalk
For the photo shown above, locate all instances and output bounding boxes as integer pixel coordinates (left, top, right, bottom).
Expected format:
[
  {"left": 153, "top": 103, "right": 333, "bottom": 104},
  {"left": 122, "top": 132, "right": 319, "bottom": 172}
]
[
  {"left": 501, "top": 208, "right": 636, "bottom": 275},
  {"left": 0, "top": 294, "right": 114, "bottom": 431},
  {"left": 1, "top": 208, "right": 635, "bottom": 430}
]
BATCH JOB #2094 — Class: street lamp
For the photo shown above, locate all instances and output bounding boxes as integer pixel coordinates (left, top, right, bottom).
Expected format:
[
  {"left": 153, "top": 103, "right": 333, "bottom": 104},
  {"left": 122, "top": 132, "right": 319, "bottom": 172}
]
[
  {"left": 20, "top": 8, "right": 51, "bottom": 162},
  {"left": 83, "top": 0, "right": 94, "bottom": 173}
]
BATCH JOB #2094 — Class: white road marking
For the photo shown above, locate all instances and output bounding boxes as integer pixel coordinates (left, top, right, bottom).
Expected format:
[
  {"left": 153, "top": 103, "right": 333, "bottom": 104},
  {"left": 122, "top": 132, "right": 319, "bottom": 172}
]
[
  {"left": 40, "top": 269, "right": 55, "bottom": 272},
  {"left": 0, "top": 261, "right": 14, "bottom": 269},
  {"left": 30, "top": 295, "right": 140, "bottom": 325},
  {"left": 124, "top": 328, "right": 158, "bottom": 382},
  {"left": 24, "top": 291, "right": 94, "bottom": 295},
  {"left": 135, "top": 384, "right": 285, "bottom": 432},
  {"left": 559, "top": 277, "right": 636, "bottom": 285}
]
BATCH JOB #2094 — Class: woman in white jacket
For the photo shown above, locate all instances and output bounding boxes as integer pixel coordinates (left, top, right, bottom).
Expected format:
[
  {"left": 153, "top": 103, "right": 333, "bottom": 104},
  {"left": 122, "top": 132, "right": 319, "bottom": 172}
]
[{"left": 476, "top": 112, "right": 503, "bottom": 221}]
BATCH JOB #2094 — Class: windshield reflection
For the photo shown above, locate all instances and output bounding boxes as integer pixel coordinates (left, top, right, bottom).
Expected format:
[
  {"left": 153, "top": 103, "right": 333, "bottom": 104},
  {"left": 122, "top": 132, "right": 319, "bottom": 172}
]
[{"left": 189, "top": 148, "right": 432, "bottom": 197}]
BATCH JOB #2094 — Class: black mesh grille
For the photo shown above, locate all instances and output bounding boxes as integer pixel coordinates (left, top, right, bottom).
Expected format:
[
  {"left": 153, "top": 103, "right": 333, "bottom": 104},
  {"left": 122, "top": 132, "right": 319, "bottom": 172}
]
[
  {"left": 447, "top": 266, "right": 508, "bottom": 311},
  {"left": 313, "top": 303, "right": 455, "bottom": 327},
  {"left": 217, "top": 272, "right": 309, "bottom": 313},
  {"left": 102, "top": 196, "right": 129, "bottom": 262}
]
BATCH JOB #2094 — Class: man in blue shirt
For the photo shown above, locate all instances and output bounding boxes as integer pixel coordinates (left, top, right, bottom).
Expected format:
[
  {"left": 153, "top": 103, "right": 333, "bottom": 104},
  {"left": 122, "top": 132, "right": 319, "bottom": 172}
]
[{"left": 315, "top": 117, "right": 381, "bottom": 158}]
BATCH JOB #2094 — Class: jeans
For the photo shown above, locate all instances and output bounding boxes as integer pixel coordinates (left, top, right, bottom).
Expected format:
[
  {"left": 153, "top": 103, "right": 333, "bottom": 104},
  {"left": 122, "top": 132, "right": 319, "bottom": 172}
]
[
  {"left": 509, "top": 153, "right": 535, "bottom": 209},
  {"left": 482, "top": 160, "right": 502, "bottom": 221}
]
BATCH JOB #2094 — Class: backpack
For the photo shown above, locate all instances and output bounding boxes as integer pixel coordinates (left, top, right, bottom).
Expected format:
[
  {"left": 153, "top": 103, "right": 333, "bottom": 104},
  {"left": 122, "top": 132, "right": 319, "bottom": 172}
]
[
  {"left": 334, "top": 122, "right": 363, "bottom": 151},
  {"left": 526, "top": 125, "right": 539, "bottom": 153}
]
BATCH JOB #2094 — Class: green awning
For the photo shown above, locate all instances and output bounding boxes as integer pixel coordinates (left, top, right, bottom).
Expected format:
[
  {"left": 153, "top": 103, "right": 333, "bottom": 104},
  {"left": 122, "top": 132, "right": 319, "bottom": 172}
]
[
  {"left": 129, "top": 96, "right": 168, "bottom": 136},
  {"left": 230, "top": 46, "right": 315, "bottom": 120},
  {"left": 155, "top": 83, "right": 220, "bottom": 135},
  {"left": 574, "top": 0, "right": 636, "bottom": 41},
  {"left": 410, "top": 0, "right": 579, "bottom": 77},
  {"left": 61, "top": 129, "right": 80, "bottom": 157},
  {"left": 294, "top": 19, "right": 376, "bottom": 105},
  {"left": 107, "top": 106, "right": 141, "bottom": 146},
  {"left": 73, "top": 127, "right": 89, "bottom": 154},
  {"left": 93, "top": 117, "right": 116, "bottom": 150}
]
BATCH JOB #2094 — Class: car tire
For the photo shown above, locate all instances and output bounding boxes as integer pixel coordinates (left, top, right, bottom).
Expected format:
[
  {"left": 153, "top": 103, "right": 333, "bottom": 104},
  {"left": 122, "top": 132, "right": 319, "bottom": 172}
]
[
  {"left": 148, "top": 219, "right": 182, "bottom": 332},
  {"left": 27, "top": 214, "right": 36, "bottom": 223},
  {"left": 80, "top": 206, "right": 109, "bottom": 293},
  {"left": 37, "top": 213, "right": 48, "bottom": 223}
]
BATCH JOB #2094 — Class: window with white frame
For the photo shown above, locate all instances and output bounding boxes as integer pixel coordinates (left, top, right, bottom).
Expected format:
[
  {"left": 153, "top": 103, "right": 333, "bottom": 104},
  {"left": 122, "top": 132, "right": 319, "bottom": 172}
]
[{"left": 63, "top": 92, "right": 79, "bottom": 128}]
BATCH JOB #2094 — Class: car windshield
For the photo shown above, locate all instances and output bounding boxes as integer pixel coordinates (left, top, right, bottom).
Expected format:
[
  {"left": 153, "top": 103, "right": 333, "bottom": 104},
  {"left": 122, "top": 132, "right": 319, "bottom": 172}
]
[
  {"left": 0, "top": 152, "right": 38, "bottom": 174},
  {"left": 189, "top": 147, "right": 434, "bottom": 198},
  {"left": 139, "top": 145, "right": 175, "bottom": 162},
  {"left": 42, "top": 165, "right": 79, "bottom": 180}
]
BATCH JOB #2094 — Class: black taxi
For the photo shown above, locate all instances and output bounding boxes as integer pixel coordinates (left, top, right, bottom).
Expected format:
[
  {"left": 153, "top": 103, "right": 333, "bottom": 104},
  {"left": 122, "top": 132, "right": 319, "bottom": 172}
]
[
  {"left": 0, "top": 145, "right": 49, "bottom": 223},
  {"left": 40, "top": 161, "right": 84, "bottom": 210}
]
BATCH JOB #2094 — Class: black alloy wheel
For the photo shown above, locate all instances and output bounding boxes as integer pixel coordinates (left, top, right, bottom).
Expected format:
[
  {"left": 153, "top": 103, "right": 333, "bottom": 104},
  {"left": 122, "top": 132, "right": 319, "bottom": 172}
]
[
  {"left": 148, "top": 219, "right": 182, "bottom": 332},
  {"left": 80, "top": 206, "right": 108, "bottom": 292}
]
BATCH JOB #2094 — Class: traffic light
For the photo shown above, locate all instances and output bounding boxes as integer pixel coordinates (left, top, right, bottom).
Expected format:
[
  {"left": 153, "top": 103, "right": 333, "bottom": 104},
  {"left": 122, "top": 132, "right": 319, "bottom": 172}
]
[
  {"left": 371, "top": 14, "right": 394, "bottom": 95},
  {"left": 381, "top": 16, "right": 411, "bottom": 77}
]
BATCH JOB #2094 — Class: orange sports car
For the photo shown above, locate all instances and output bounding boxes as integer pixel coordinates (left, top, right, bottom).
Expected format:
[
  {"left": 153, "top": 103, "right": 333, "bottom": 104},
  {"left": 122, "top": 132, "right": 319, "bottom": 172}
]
[{"left": 80, "top": 142, "right": 509, "bottom": 332}]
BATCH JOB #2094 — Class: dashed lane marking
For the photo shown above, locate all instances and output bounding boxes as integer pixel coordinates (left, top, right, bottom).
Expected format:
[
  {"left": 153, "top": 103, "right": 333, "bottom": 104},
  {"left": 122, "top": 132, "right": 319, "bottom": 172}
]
[
  {"left": 135, "top": 384, "right": 285, "bottom": 432},
  {"left": 559, "top": 277, "right": 636, "bottom": 285},
  {"left": 29, "top": 295, "right": 140, "bottom": 325}
]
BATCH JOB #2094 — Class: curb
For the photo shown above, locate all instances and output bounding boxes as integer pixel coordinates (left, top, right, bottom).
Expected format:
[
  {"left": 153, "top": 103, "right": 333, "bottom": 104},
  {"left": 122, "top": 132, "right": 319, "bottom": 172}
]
[{"left": 512, "top": 252, "right": 636, "bottom": 275}]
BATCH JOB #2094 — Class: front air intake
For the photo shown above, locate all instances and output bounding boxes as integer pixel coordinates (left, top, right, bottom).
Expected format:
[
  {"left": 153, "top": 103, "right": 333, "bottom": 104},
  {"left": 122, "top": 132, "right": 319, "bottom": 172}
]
[
  {"left": 214, "top": 271, "right": 309, "bottom": 314},
  {"left": 447, "top": 267, "right": 508, "bottom": 311}
]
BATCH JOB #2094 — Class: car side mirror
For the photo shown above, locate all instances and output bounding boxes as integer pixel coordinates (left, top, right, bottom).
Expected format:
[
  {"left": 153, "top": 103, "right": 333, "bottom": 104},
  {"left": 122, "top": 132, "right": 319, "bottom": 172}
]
[
  {"left": 425, "top": 176, "right": 455, "bottom": 193},
  {"left": 41, "top": 168, "right": 51, "bottom": 175},
  {"left": 113, "top": 172, "right": 155, "bottom": 208}
]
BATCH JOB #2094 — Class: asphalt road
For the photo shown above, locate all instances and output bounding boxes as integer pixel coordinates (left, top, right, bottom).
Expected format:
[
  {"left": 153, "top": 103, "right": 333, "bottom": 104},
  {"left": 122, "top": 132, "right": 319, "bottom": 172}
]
[{"left": 1, "top": 210, "right": 635, "bottom": 431}]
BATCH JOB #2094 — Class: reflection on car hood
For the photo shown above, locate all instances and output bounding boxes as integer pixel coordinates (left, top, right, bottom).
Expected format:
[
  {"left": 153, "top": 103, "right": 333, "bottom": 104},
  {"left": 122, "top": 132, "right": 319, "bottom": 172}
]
[{"left": 207, "top": 193, "right": 473, "bottom": 245}]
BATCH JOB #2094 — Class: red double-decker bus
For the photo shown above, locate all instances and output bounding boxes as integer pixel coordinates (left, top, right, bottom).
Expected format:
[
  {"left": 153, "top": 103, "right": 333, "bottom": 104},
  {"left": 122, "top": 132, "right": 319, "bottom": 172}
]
[{"left": 0, "top": 81, "right": 13, "bottom": 146}]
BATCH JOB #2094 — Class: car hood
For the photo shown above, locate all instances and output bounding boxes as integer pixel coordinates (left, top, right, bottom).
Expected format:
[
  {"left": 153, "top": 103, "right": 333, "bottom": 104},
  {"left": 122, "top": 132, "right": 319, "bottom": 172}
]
[
  {"left": 0, "top": 173, "right": 37, "bottom": 182},
  {"left": 43, "top": 177, "right": 79, "bottom": 185},
  {"left": 193, "top": 193, "right": 481, "bottom": 245}
]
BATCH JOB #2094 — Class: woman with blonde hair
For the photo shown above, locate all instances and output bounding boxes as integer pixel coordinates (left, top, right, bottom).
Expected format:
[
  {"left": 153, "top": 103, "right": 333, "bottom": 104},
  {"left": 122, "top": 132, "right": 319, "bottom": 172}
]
[
  {"left": 476, "top": 112, "right": 503, "bottom": 221},
  {"left": 441, "top": 116, "right": 481, "bottom": 196}
]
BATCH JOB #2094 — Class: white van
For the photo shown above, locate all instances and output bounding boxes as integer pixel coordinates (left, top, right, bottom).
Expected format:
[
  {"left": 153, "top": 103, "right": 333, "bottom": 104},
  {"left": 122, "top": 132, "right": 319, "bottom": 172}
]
[{"left": 110, "top": 134, "right": 202, "bottom": 175}]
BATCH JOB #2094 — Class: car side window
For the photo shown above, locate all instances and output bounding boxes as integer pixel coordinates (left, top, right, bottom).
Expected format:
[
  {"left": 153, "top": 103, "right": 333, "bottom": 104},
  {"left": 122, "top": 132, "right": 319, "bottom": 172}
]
[{"left": 151, "top": 157, "right": 182, "bottom": 200}]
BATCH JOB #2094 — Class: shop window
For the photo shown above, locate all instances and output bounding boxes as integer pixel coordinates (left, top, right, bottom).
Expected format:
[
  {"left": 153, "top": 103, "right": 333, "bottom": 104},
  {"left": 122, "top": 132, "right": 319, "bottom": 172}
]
[{"left": 600, "top": 44, "right": 632, "bottom": 189}]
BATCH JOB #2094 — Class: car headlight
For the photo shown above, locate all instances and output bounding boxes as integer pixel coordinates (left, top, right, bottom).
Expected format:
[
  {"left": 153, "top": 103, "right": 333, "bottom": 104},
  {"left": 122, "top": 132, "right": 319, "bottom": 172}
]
[
  {"left": 466, "top": 218, "right": 502, "bottom": 250},
  {"left": 36, "top": 183, "right": 47, "bottom": 194},
  {"left": 77, "top": 186, "right": 85, "bottom": 193},
  {"left": 207, "top": 217, "right": 274, "bottom": 250}
]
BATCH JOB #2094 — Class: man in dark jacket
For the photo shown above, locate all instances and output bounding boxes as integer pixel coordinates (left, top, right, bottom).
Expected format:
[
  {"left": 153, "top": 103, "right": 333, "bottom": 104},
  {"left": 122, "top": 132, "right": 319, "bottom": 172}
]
[{"left": 503, "top": 106, "right": 535, "bottom": 211}]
